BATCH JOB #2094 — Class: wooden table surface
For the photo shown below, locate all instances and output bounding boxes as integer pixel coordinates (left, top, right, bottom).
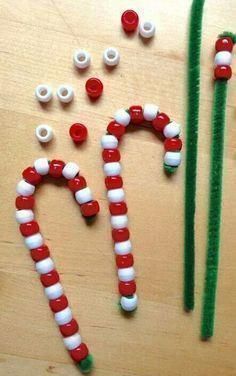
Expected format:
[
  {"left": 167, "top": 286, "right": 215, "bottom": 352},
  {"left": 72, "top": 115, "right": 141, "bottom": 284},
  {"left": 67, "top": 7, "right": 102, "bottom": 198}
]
[{"left": 0, "top": 1, "right": 236, "bottom": 375}]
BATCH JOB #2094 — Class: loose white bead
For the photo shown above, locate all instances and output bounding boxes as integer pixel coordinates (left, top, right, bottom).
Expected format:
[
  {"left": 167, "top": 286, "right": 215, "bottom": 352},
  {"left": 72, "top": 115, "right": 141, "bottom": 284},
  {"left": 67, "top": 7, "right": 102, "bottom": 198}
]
[
  {"left": 34, "top": 158, "right": 49, "bottom": 175},
  {"left": 214, "top": 51, "right": 232, "bottom": 66},
  {"left": 120, "top": 294, "right": 138, "bottom": 312},
  {"left": 45, "top": 283, "right": 64, "bottom": 300},
  {"left": 35, "top": 84, "right": 52, "bottom": 103},
  {"left": 63, "top": 333, "right": 82, "bottom": 350},
  {"left": 143, "top": 104, "right": 159, "bottom": 121},
  {"left": 62, "top": 162, "right": 80, "bottom": 180},
  {"left": 73, "top": 49, "right": 91, "bottom": 69},
  {"left": 103, "top": 47, "right": 120, "bottom": 67},
  {"left": 164, "top": 152, "right": 181, "bottom": 167},
  {"left": 57, "top": 85, "right": 74, "bottom": 103},
  {"left": 75, "top": 187, "right": 93, "bottom": 204},
  {"left": 16, "top": 180, "right": 35, "bottom": 197},
  {"left": 15, "top": 209, "right": 34, "bottom": 224},
  {"left": 163, "top": 121, "right": 181, "bottom": 138},
  {"left": 107, "top": 188, "right": 125, "bottom": 203},
  {"left": 35, "top": 124, "right": 53, "bottom": 143},
  {"left": 139, "top": 21, "right": 156, "bottom": 39},
  {"left": 24, "top": 233, "right": 44, "bottom": 250},
  {"left": 101, "top": 135, "right": 118, "bottom": 149},
  {"left": 54, "top": 307, "right": 73, "bottom": 325},
  {"left": 114, "top": 109, "right": 131, "bottom": 127},
  {"left": 35, "top": 257, "right": 54, "bottom": 274},
  {"left": 111, "top": 215, "right": 128, "bottom": 229},
  {"left": 114, "top": 240, "right": 132, "bottom": 255},
  {"left": 104, "top": 162, "right": 121, "bottom": 177},
  {"left": 118, "top": 266, "right": 135, "bottom": 282}
]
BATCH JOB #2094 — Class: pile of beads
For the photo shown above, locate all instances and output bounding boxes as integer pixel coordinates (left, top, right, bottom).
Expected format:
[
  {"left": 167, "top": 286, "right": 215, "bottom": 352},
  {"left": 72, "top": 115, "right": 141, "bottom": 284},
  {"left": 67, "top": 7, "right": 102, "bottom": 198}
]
[
  {"left": 214, "top": 36, "right": 234, "bottom": 80},
  {"left": 15, "top": 158, "right": 100, "bottom": 373},
  {"left": 101, "top": 104, "right": 182, "bottom": 311}
]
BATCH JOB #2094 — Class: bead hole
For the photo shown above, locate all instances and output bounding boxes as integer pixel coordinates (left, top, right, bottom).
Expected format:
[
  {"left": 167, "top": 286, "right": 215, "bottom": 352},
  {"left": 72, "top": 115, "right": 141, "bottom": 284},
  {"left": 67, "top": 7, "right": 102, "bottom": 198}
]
[
  {"left": 144, "top": 22, "right": 152, "bottom": 31},
  {"left": 78, "top": 54, "right": 85, "bottom": 62},
  {"left": 60, "top": 88, "right": 68, "bottom": 97},
  {"left": 107, "top": 50, "right": 116, "bottom": 60},
  {"left": 40, "top": 88, "right": 48, "bottom": 96},
  {"left": 39, "top": 128, "right": 48, "bottom": 137}
]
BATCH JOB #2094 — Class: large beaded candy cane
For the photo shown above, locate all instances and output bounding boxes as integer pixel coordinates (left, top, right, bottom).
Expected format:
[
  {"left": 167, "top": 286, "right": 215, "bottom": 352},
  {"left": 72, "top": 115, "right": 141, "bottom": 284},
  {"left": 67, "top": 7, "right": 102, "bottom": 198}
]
[
  {"left": 101, "top": 104, "right": 182, "bottom": 312},
  {"left": 15, "top": 158, "right": 100, "bottom": 374}
]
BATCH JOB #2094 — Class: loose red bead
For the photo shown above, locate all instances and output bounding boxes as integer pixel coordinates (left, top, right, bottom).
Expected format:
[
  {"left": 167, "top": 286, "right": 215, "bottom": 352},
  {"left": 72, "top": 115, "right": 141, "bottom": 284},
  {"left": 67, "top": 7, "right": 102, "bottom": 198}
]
[
  {"left": 116, "top": 254, "right": 134, "bottom": 268},
  {"left": 105, "top": 176, "right": 123, "bottom": 190},
  {"left": 109, "top": 202, "right": 127, "bottom": 215},
  {"left": 121, "top": 10, "right": 139, "bottom": 32},
  {"left": 85, "top": 78, "right": 103, "bottom": 98},
  {"left": 70, "top": 343, "right": 89, "bottom": 362},
  {"left": 119, "top": 280, "right": 136, "bottom": 296},
  {"left": 40, "top": 269, "right": 60, "bottom": 287},
  {"left": 107, "top": 121, "right": 126, "bottom": 139},
  {"left": 68, "top": 176, "right": 87, "bottom": 192},
  {"left": 31, "top": 245, "right": 50, "bottom": 262},
  {"left": 15, "top": 195, "right": 35, "bottom": 210},
  {"left": 164, "top": 138, "right": 182, "bottom": 151},
  {"left": 215, "top": 37, "right": 234, "bottom": 52},
  {"left": 49, "top": 295, "right": 68, "bottom": 313},
  {"left": 59, "top": 319, "right": 79, "bottom": 337},
  {"left": 102, "top": 149, "right": 121, "bottom": 163},
  {"left": 214, "top": 65, "right": 232, "bottom": 80},
  {"left": 49, "top": 160, "right": 65, "bottom": 178},
  {"left": 80, "top": 200, "right": 100, "bottom": 217},
  {"left": 129, "top": 106, "right": 144, "bottom": 125},
  {"left": 20, "top": 221, "right": 40, "bottom": 237},
  {"left": 69, "top": 123, "right": 88, "bottom": 143},
  {"left": 22, "top": 167, "right": 42, "bottom": 185},
  {"left": 112, "top": 228, "right": 130, "bottom": 242},
  {"left": 152, "top": 113, "right": 170, "bottom": 132}
]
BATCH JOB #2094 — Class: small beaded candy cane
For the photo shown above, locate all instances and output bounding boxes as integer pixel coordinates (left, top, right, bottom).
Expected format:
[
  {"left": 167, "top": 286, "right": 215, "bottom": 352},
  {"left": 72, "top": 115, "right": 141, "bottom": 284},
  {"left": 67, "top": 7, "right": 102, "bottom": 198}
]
[
  {"left": 101, "top": 104, "right": 182, "bottom": 312},
  {"left": 15, "top": 158, "right": 100, "bottom": 374}
]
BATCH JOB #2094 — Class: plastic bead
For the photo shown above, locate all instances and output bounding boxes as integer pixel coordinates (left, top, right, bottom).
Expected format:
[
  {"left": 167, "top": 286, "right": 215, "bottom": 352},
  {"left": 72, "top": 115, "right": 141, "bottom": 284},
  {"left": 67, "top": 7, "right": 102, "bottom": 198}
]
[
  {"left": 107, "top": 121, "right": 126, "bottom": 139},
  {"left": 15, "top": 209, "right": 34, "bottom": 224},
  {"left": 139, "top": 21, "right": 156, "bottom": 39},
  {"left": 70, "top": 343, "right": 89, "bottom": 362},
  {"left": 215, "top": 37, "right": 234, "bottom": 52},
  {"left": 118, "top": 266, "right": 135, "bottom": 282},
  {"left": 35, "top": 125, "right": 54, "bottom": 143},
  {"left": 35, "top": 84, "right": 52, "bottom": 103},
  {"left": 107, "top": 188, "right": 125, "bottom": 203},
  {"left": 103, "top": 47, "right": 120, "bottom": 67},
  {"left": 119, "top": 280, "right": 136, "bottom": 296},
  {"left": 49, "top": 160, "right": 65, "bottom": 178},
  {"left": 25, "top": 233, "right": 44, "bottom": 250},
  {"left": 57, "top": 85, "right": 74, "bottom": 103},
  {"left": 105, "top": 176, "right": 123, "bottom": 190},
  {"left": 114, "top": 109, "right": 131, "bottom": 127},
  {"left": 101, "top": 135, "right": 118, "bottom": 149},
  {"left": 121, "top": 10, "right": 139, "bottom": 32},
  {"left": 63, "top": 333, "right": 82, "bottom": 350},
  {"left": 20, "top": 221, "right": 39, "bottom": 237},
  {"left": 103, "top": 162, "right": 121, "bottom": 177},
  {"left": 143, "top": 104, "right": 159, "bottom": 121},
  {"left": 80, "top": 200, "right": 100, "bottom": 217},
  {"left": 109, "top": 202, "right": 127, "bottom": 215},
  {"left": 62, "top": 162, "right": 80, "bottom": 180},
  {"left": 34, "top": 158, "right": 49, "bottom": 176},
  {"left": 164, "top": 138, "right": 182, "bottom": 151},
  {"left": 44, "top": 282, "right": 64, "bottom": 300},
  {"left": 214, "top": 51, "right": 232, "bottom": 66},
  {"left": 152, "top": 113, "right": 170, "bottom": 132},
  {"left": 22, "top": 167, "right": 42, "bottom": 185},
  {"left": 40, "top": 269, "right": 60, "bottom": 286},
  {"left": 16, "top": 180, "right": 35, "bottom": 197},
  {"left": 69, "top": 123, "right": 88, "bottom": 143},
  {"left": 35, "top": 257, "right": 54, "bottom": 274},
  {"left": 129, "top": 105, "right": 144, "bottom": 125},
  {"left": 31, "top": 245, "right": 50, "bottom": 262},
  {"left": 114, "top": 240, "right": 132, "bottom": 255},
  {"left": 59, "top": 319, "right": 79, "bottom": 337},
  {"left": 163, "top": 121, "right": 181, "bottom": 138},
  {"left": 120, "top": 294, "right": 138, "bottom": 311},
  {"left": 73, "top": 50, "right": 91, "bottom": 69},
  {"left": 68, "top": 176, "right": 87, "bottom": 192},
  {"left": 102, "top": 149, "right": 121, "bottom": 163},
  {"left": 85, "top": 78, "right": 103, "bottom": 98},
  {"left": 214, "top": 65, "right": 232, "bottom": 80},
  {"left": 112, "top": 228, "right": 129, "bottom": 242},
  {"left": 164, "top": 151, "right": 181, "bottom": 167},
  {"left": 116, "top": 254, "right": 134, "bottom": 268},
  {"left": 15, "top": 195, "right": 35, "bottom": 210},
  {"left": 54, "top": 307, "right": 73, "bottom": 325},
  {"left": 49, "top": 295, "right": 68, "bottom": 313},
  {"left": 75, "top": 187, "right": 93, "bottom": 204},
  {"left": 111, "top": 215, "right": 128, "bottom": 230}
]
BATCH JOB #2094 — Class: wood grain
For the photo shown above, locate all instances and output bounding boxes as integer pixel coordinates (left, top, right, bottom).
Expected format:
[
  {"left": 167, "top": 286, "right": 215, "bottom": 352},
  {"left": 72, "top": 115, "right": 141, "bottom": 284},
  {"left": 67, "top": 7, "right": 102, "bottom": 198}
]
[{"left": 0, "top": 1, "right": 236, "bottom": 375}]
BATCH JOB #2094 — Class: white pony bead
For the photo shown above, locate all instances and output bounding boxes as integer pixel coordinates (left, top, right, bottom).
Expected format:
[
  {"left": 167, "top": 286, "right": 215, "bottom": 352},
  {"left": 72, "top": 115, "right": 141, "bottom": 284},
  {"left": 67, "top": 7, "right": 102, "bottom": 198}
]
[
  {"left": 62, "top": 162, "right": 80, "bottom": 180},
  {"left": 35, "top": 257, "right": 54, "bottom": 274},
  {"left": 15, "top": 209, "right": 34, "bottom": 224},
  {"left": 118, "top": 266, "right": 135, "bottom": 282},
  {"left": 143, "top": 104, "right": 159, "bottom": 121},
  {"left": 35, "top": 84, "right": 52, "bottom": 103},
  {"left": 104, "top": 162, "right": 121, "bottom": 177},
  {"left": 111, "top": 215, "right": 128, "bottom": 229},
  {"left": 35, "top": 125, "right": 53, "bottom": 143},
  {"left": 55, "top": 307, "right": 73, "bottom": 325},
  {"left": 214, "top": 51, "right": 232, "bottom": 66},
  {"left": 101, "top": 135, "right": 118, "bottom": 149},
  {"left": 114, "top": 240, "right": 132, "bottom": 255},
  {"left": 34, "top": 158, "right": 49, "bottom": 175},
  {"left": 120, "top": 294, "right": 138, "bottom": 311},
  {"left": 164, "top": 152, "right": 181, "bottom": 167},
  {"left": 63, "top": 333, "right": 82, "bottom": 350},
  {"left": 103, "top": 47, "right": 120, "bottom": 67},
  {"left": 24, "top": 233, "right": 44, "bottom": 250},
  {"left": 75, "top": 187, "right": 93, "bottom": 204},
  {"left": 16, "top": 180, "right": 35, "bottom": 196},
  {"left": 163, "top": 121, "right": 181, "bottom": 138},
  {"left": 107, "top": 188, "right": 125, "bottom": 203},
  {"left": 114, "top": 109, "right": 131, "bottom": 127},
  {"left": 73, "top": 49, "right": 91, "bottom": 69},
  {"left": 57, "top": 85, "right": 74, "bottom": 103},
  {"left": 45, "top": 283, "right": 64, "bottom": 300},
  {"left": 139, "top": 21, "right": 156, "bottom": 39}
]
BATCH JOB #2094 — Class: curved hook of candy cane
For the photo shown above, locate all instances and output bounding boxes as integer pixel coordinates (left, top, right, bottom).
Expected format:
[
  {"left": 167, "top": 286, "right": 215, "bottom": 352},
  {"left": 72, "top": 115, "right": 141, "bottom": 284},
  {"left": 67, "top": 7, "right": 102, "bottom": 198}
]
[
  {"left": 15, "top": 158, "right": 100, "bottom": 374},
  {"left": 101, "top": 104, "right": 182, "bottom": 312}
]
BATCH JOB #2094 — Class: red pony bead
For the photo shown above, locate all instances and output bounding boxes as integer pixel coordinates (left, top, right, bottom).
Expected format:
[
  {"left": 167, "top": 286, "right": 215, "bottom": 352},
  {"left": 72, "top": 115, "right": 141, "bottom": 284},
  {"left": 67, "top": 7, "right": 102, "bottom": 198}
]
[
  {"left": 116, "top": 254, "right": 134, "bottom": 268},
  {"left": 109, "top": 202, "right": 127, "bottom": 215},
  {"left": 164, "top": 138, "right": 182, "bottom": 151},
  {"left": 129, "top": 106, "right": 144, "bottom": 125},
  {"left": 119, "top": 280, "right": 136, "bottom": 295},
  {"left": 23, "top": 167, "right": 42, "bottom": 185},
  {"left": 49, "top": 295, "right": 68, "bottom": 313},
  {"left": 215, "top": 37, "right": 234, "bottom": 52},
  {"left": 152, "top": 113, "right": 170, "bottom": 132},
  {"left": 59, "top": 319, "right": 79, "bottom": 337},
  {"left": 85, "top": 78, "right": 103, "bottom": 98},
  {"left": 15, "top": 195, "right": 35, "bottom": 210},
  {"left": 112, "top": 228, "right": 130, "bottom": 242},
  {"left": 214, "top": 65, "right": 232, "bottom": 80},
  {"left": 20, "top": 221, "right": 39, "bottom": 237},
  {"left": 49, "top": 160, "right": 65, "bottom": 178},
  {"left": 105, "top": 176, "right": 123, "bottom": 190},
  {"left": 121, "top": 10, "right": 139, "bottom": 32},
  {"left": 80, "top": 200, "right": 100, "bottom": 217},
  {"left": 102, "top": 149, "right": 121, "bottom": 162},
  {"left": 31, "top": 245, "right": 50, "bottom": 262},
  {"left": 68, "top": 176, "right": 87, "bottom": 192},
  {"left": 69, "top": 123, "right": 88, "bottom": 143},
  {"left": 107, "top": 121, "right": 126, "bottom": 139},
  {"left": 40, "top": 269, "right": 60, "bottom": 287},
  {"left": 70, "top": 343, "right": 89, "bottom": 362}
]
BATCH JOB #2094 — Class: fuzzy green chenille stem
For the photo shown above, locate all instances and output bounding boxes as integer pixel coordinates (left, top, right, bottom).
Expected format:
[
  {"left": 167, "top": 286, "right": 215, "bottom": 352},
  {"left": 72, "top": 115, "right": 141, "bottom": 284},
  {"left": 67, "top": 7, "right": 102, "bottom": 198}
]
[{"left": 184, "top": 0, "right": 205, "bottom": 311}]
